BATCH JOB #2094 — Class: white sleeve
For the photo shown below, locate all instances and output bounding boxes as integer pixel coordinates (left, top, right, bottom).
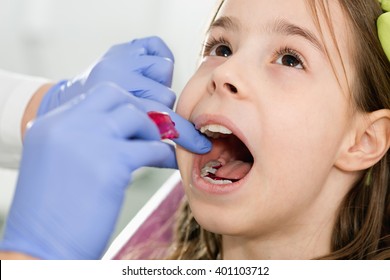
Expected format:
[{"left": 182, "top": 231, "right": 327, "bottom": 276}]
[{"left": 0, "top": 69, "right": 49, "bottom": 169}]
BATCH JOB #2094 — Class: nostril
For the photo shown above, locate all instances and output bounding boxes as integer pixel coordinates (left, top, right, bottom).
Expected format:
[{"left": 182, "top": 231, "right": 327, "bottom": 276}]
[
  {"left": 225, "top": 83, "right": 238, "bottom": 94},
  {"left": 212, "top": 81, "right": 217, "bottom": 91}
]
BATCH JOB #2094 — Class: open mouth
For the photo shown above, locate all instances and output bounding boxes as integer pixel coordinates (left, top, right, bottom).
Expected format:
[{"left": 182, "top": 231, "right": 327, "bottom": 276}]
[{"left": 198, "top": 124, "right": 254, "bottom": 185}]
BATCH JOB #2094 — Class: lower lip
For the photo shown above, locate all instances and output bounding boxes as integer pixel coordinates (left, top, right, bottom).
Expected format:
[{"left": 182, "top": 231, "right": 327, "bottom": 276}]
[{"left": 192, "top": 157, "right": 249, "bottom": 195}]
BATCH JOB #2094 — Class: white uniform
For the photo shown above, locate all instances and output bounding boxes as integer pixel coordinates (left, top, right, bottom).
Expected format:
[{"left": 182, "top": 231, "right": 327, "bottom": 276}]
[{"left": 0, "top": 69, "right": 48, "bottom": 168}]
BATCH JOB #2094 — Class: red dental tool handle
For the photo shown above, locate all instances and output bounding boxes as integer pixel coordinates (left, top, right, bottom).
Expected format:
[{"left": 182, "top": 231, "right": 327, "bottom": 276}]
[{"left": 147, "top": 111, "right": 179, "bottom": 140}]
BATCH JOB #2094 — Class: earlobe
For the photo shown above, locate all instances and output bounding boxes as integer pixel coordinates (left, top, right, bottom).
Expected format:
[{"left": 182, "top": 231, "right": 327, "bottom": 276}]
[{"left": 335, "top": 109, "right": 390, "bottom": 172}]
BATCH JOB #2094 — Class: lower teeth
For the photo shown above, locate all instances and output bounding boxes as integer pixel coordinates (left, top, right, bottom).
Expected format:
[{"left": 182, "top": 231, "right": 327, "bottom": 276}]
[
  {"left": 203, "top": 177, "right": 233, "bottom": 185},
  {"left": 201, "top": 160, "right": 233, "bottom": 185}
]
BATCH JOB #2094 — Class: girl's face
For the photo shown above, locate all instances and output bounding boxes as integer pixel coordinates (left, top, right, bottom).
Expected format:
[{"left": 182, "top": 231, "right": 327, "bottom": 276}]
[{"left": 176, "top": 0, "right": 356, "bottom": 254}]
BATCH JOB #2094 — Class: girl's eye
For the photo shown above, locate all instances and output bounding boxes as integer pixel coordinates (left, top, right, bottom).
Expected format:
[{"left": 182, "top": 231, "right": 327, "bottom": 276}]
[
  {"left": 210, "top": 44, "right": 232, "bottom": 57},
  {"left": 203, "top": 37, "right": 232, "bottom": 58},
  {"left": 276, "top": 54, "right": 302, "bottom": 68},
  {"left": 274, "top": 47, "right": 305, "bottom": 69}
]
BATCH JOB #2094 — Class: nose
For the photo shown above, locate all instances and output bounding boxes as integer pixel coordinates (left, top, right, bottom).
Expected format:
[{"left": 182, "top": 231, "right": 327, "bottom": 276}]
[{"left": 207, "top": 56, "right": 245, "bottom": 98}]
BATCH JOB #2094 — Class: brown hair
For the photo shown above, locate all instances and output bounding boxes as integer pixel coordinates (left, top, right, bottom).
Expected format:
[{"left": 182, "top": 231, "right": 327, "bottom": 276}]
[
  {"left": 307, "top": 0, "right": 390, "bottom": 259},
  {"left": 167, "top": 0, "right": 390, "bottom": 260}
]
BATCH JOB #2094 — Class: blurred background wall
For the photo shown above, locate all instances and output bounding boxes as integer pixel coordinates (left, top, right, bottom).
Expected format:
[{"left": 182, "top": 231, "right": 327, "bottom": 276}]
[{"left": 0, "top": 0, "right": 217, "bottom": 241}]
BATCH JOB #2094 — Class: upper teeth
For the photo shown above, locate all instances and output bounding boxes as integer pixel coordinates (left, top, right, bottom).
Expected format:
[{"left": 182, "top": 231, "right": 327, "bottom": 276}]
[{"left": 199, "top": 124, "right": 232, "bottom": 139}]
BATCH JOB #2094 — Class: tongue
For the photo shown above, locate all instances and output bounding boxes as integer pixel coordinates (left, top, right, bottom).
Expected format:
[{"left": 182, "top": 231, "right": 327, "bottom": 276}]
[{"left": 215, "top": 160, "right": 252, "bottom": 181}]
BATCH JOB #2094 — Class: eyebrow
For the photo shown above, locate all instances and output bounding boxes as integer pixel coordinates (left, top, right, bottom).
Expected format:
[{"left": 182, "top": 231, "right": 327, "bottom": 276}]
[
  {"left": 209, "top": 16, "right": 324, "bottom": 53},
  {"left": 270, "top": 19, "right": 324, "bottom": 52},
  {"left": 208, "top": 16, "right": 240, "bottom": 32}
]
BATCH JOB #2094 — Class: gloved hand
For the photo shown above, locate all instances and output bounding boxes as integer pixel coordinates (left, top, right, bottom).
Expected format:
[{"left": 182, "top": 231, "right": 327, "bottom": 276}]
[
  {"left": 36, "top": 36, "right": 210, "bottom": 159},
  {"left": 0, "top": 83, "right": 188, "bottom": 259},
  {"left": 37, "top": 36, "right": 176, "bottom": 115}
]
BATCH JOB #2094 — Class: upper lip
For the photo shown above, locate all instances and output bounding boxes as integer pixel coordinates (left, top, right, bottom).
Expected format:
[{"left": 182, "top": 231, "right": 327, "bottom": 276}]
[{"left": 193, "top": 114, "right": 253, "bottom": 157}]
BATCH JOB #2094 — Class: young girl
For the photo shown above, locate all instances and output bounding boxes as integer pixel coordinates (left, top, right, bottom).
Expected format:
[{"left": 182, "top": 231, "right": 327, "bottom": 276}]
[{"left": 167, "top": 0, "right": 390, "bottom": 259}]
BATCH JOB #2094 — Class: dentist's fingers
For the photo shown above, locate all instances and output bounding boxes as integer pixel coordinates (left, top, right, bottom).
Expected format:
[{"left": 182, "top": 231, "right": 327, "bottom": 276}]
[
  {"left": 133, "top": 55, "right": 174, "bottom": 90},
  {"left": 86, "top": 57, "right": 175, "bottom": 108},
  {"left": 80, "top": 83, "right": 210, "bottom": 155},
  {"left": 141, "top": 99, "right": 212, "bottom": 154},
  {"left": 128, "top": 75, "right": 176, "bottom": 109},
  {"left": 107, "top": 104, "right": 161, "bottom": 140},
  {"left": 131, "top": 36, "right": 174, "bottom": 63},
  {"left": 168, "top": 112, "right": 212, "bottom": 154},
  {"left": 79, "top": 83, "right": 135, "bottom": 113},
  {"left": 95, "top": 52, "right": 174, "bottom": 88},
  {"left": 117, "top": 140, "right": 177, "bottom": 170},
  {"left": 106, "top": 37, "right": 174, "bottom": 62},
  {"left": 104, "top": 37, "right": 174, "bottom": 87}
]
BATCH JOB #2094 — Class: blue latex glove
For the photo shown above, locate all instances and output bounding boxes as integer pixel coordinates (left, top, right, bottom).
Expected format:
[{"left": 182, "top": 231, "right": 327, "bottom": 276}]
[
  {"left": 37, "top": 36, "right": 176, "bottom": 115},
  {"left": 37, "top": 36, "right": 210, "bottom": 159},
  {"left": 0, "top": 83, "right": 190, "bottom": 259}
]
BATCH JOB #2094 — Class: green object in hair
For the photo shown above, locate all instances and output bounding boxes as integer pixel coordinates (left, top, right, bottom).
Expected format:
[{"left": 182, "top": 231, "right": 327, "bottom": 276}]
[
  {"left": 378, "top": 0, "right": 390, "bottom": 61},
  {"left": 379, "top": 0, "right": 390, "bottom": 12}
]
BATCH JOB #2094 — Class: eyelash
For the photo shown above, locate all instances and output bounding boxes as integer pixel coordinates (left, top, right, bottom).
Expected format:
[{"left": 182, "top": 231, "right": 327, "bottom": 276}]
[
  {"left": 202, "top": 36, "right": 306, "bottom": 70},
  {"left": 273, "top": 46, "right": 306, "bottom": 70},
  {"left": 202, "top": 36, "right": 231, "bottom": 57}
]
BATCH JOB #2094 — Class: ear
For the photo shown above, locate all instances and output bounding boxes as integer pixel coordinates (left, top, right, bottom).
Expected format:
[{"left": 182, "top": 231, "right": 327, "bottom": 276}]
[{"left": 335, "top": 109, "right": 390, "bottom": 172}]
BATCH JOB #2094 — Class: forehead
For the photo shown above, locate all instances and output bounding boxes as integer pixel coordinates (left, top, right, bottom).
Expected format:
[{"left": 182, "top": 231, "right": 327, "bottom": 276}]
[
  {"left": 215, "top": 0, "right": 351, "bottom": 47},
  {"left": 217, "top": 0, "right": 316, "bottom": 29}
]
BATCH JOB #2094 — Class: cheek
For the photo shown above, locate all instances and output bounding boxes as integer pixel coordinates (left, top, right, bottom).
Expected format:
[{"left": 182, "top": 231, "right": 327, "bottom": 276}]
[
  {"left": 258, "top": 90, "right": 349, "bottom": 187},
  {"left": 175, "top": 95, "right": 191, "bottom": 120},
  {"left": 176, "top": 61, "right": 217, "bottom": 119},
  {"left": 176, "top": 77, "right": 204, "bottom": 119},
  {"left": 175, "top": 80, "right": 201, "bottom": 190},
  {"left": 176, "top": 146, "right": 192, "bottom": 188}
]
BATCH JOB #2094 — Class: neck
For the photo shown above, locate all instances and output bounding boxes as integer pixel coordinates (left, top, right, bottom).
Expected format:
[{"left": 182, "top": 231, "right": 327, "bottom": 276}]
[{"left": 222, "top": 220, "right": 333, "bottom": 259}]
